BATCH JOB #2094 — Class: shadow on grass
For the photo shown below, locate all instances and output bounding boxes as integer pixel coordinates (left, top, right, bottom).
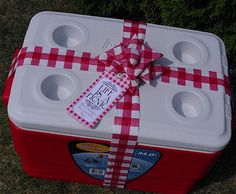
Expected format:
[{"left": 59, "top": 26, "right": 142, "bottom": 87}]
[{"left": 192, "top": 118, "right": 236, "bottom": 192}]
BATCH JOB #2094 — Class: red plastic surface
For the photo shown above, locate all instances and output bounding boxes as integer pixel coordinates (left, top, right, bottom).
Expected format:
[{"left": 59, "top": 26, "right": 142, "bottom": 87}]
[{"left": 9, "top": 120, "right": 221, "bottom": 194}]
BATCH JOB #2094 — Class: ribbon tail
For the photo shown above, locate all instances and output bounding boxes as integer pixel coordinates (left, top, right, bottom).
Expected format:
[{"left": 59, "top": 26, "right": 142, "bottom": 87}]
[{"left": 103, "top": 90, "right": 140, "bottom": 188}]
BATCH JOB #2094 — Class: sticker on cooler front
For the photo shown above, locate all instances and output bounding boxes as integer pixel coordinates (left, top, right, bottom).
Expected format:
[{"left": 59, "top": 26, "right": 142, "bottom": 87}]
[
  {"left": 67, "top": 69, "right": 130, "bottom": 127},
  {"left": 69, "top": 141, "right": 161, "bottom": 181}
]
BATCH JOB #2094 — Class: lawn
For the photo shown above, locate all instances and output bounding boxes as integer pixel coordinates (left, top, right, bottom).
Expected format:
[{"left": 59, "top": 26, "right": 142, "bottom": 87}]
[{"left": 0, "top": 0, "right": 236, "bottom": 194}]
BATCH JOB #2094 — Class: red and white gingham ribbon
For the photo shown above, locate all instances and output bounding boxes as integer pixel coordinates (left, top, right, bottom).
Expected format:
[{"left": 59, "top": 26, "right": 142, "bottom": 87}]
[
  {"left": 8, "top": 20, "right": 230, "bottom": 189},
  {"left": 8, "top": 46, "right": 230, "bottom": 96},
  {"left": 99, "top": 22, "right": 163, "bottom": 188}
]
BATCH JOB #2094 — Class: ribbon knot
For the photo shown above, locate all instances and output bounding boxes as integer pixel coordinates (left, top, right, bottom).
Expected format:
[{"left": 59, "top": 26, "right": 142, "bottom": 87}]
[{"left": 98, "top": 34, "right": 163, "bottom": 93}]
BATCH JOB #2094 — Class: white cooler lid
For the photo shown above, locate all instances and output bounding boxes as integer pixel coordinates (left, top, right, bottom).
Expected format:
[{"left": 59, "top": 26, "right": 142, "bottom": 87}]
[{"left": 8, "top": 12, "right": 231, "bottom": 153}]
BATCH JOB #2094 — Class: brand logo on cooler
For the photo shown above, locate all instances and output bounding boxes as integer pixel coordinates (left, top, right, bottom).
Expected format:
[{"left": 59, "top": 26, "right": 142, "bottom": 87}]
[{"left": 76, "top": 143, "right": 110, "bottom": 153}]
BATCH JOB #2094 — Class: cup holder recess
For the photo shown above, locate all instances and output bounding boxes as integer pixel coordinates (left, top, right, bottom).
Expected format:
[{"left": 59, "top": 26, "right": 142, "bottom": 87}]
[
  {"left": 41, "top": 74, "right": 74, "bottom": 101},
  {"left": 52, "top": 25, "right": 84, "bottom": 48},
  {"left": 173, "top": 41, "right": 204, "bottom": 65},
  {"left": 172, "top": 91, "right": 205, "bottom": 119}
]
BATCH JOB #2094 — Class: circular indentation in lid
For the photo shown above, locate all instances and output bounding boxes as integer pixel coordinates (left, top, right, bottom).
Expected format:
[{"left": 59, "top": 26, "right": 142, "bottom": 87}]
[
  {"left": 173, "top": 41, "right": 204, "bottom": 65},
  {"left": 52, "top": 25, "right": 83, "bottom": 48},
  {"left": 172, "top": 91, "right": 204, "bottom": 118},
  {"left": 41, "top": 74, "right": 74, "bottom": 101}
]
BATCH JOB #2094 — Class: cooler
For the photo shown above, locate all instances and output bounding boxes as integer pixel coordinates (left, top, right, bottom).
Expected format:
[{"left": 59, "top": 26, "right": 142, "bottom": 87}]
[{"left": 3, "top": 12, "right": 232, "bottom": 194}]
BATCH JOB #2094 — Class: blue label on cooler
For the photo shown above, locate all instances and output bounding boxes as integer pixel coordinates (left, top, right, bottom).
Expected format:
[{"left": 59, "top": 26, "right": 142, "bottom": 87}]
[{"left": 69, "top": 141, "right": 161, "bottom": 180}]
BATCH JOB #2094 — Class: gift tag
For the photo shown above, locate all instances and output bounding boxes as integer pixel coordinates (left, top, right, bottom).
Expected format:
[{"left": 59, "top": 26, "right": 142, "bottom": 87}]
[{"left": 67, "top": 68, "right": 130, "bottom": 128}]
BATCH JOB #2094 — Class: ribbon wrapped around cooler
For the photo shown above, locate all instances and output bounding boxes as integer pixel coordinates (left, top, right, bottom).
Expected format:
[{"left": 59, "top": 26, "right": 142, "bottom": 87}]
[
  {"left": 66, "top": 26, "right": 163, "bottom": 188},
  {"left": 8, "top": 20, "right": 230, "bottom": 189}
]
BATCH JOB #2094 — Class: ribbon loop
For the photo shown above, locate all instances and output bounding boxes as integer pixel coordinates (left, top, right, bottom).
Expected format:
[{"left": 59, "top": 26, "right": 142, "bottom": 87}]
[{"left": 99, "top": 34, "right": 163, "bottom": 93}]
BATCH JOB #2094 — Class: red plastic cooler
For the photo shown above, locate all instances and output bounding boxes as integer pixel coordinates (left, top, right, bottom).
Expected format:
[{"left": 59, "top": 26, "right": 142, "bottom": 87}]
[{"left": 3, "top": 12, "right": 231, "bottom": 194}]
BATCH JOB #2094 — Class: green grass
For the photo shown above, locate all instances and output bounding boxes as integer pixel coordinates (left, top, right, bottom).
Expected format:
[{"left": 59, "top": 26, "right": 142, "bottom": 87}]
[{"left": 0, "top": 0, "right": 236, "bottom": 193}]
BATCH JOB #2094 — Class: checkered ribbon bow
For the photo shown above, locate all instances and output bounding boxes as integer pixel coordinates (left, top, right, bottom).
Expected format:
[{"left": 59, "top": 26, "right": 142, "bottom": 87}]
[{"left": 98, "top": 34, "right": 163, "bottom": 93}]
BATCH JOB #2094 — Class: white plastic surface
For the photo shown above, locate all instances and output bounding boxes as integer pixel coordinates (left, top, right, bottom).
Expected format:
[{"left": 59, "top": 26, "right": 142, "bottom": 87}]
[{"left": 8, "top": 11, "right": 231, "bottom": 152}]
